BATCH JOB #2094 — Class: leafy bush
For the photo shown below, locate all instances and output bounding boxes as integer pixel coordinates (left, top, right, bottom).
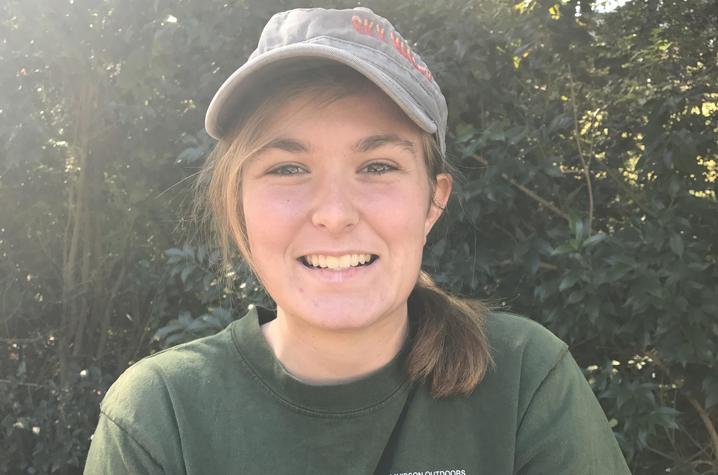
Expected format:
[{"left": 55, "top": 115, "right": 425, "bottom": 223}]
[
  {"left": 153, "top": 245, "right": 271, "bottom": 346},
  {"left": 1, "top": 0, "right": 715, "bottom": 473}
]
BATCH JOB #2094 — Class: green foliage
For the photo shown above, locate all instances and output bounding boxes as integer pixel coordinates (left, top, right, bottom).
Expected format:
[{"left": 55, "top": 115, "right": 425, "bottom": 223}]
[
  {"left": 1, "top": 350, "right": 111, "bottom": 473},
  {"left": 154, "top": 244, "right": 270, "bottom": 346},
  {"left": 0, "top": 0, "right": 716, "bottom": 473}
]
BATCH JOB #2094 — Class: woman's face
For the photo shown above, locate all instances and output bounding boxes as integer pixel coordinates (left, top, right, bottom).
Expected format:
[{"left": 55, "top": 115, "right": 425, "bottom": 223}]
[{"left": 241, "top": 89, "right": 451, "bottom": 334}]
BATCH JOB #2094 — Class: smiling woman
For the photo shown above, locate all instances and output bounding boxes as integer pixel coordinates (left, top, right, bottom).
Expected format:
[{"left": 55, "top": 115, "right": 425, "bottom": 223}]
[
  {"left": 202, "top": 63, "right": 483, "bottom": 393},
  {"left": 242, "top": 87, "right": 450, "bottom": 383},
  {"left": 84, "top": 7, "right": 631, "bottom": 475}
]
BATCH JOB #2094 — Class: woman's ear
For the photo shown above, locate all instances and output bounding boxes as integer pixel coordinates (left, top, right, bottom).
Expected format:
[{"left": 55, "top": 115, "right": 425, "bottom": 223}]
[{"left": 424, "top": 173, "right": 452, "bottom": 237}]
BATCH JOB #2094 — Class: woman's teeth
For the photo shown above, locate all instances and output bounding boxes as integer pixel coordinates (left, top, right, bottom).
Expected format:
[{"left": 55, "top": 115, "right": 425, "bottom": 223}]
[{"left": 304, "top": 253, "right": 374, "bottom": 270}]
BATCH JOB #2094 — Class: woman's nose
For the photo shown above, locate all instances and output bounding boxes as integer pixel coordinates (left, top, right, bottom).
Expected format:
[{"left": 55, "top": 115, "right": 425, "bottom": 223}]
[{"left": 310, "top": 179, "right": 360, "bottom": 233}]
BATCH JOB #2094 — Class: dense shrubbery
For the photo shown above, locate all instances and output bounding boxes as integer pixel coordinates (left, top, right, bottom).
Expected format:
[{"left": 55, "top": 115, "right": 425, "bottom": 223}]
[{"left": 1, "top": 0, "right": 716, "bottom": 473}]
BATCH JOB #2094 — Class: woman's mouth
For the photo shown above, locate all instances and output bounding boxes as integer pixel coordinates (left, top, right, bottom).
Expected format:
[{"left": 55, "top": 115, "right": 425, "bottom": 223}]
[{"left": 299, "top": 253, "right": 379, "bottom": 270}]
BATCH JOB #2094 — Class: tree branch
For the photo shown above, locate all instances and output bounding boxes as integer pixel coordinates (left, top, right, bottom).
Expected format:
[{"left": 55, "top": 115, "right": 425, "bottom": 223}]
[
  {"left": 568, "top": 66, "right": 595, "bottom": 235},
  {"left": 472, "top": 154, "right": 571, "bottom": 222},
  {"left": 687, "top": 397, "right": 718, "bottom": 469},
  {"left": 0, "top": 379, "right": 51, "bottom": 389},
  {"left": 651, "top": 351, "right": 718, "bottom": 469}
]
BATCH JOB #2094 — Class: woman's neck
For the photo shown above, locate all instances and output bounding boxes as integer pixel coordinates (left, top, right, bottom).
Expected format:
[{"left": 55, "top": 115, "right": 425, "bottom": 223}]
[{"left": 260, "top": 307, "right": 409, "bottom": 385}]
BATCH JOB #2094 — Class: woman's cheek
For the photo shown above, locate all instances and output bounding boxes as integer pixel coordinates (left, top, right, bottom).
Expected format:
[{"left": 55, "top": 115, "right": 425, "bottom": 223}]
[
  {"left": 365, "top": 182, "right": 431, "bottom": 227},
  {"left": 253, "top": 186, "right": 307, "bottom": 219},
  {"left": 243, "top": 187, "right": 304, "bottom": 255}
]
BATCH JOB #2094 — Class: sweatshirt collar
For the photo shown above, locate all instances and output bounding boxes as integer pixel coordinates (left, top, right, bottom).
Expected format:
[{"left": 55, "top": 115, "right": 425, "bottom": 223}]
[{"left": 230, "top": 306, "right": 410, "bottom": 415}]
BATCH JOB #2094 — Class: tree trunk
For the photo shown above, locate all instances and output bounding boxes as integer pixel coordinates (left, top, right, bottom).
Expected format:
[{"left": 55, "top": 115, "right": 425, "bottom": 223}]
[{"left": 60, "top": 80, "right": 100, "bottom": 385}]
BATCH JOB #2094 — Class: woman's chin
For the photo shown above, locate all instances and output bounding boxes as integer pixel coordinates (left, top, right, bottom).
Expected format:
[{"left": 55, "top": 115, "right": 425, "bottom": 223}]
[{"left": 278, "top": 298, "right": 405, "bottom": 334}]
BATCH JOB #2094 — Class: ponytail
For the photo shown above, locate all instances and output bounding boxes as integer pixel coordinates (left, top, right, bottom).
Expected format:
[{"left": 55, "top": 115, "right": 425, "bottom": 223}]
[{"left": 407, "top": 271, "right": 493, "bottom": 398}]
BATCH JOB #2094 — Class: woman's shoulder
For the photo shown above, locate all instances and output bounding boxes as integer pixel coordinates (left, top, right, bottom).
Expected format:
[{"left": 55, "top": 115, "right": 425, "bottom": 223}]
[
  {"left": 478, "top": 312, "right": 631, "bottom": 473},
  {"left": 100, "top": 320, "right": 241, "bottom": 414},
  {"left": 480, "top": 311, "right": 571, "bottom": 391},
  {"left": 484, "top": 311, "right": 567, "bottom": 358}
]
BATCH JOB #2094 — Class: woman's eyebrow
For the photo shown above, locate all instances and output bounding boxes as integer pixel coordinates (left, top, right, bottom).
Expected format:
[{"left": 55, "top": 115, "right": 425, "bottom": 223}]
[
  {"left": 259, "top": 134, "right": 416, "bottom": 155},
  {"left": 262, "top": 137, "right": 310, "bottom": 153},
  {"left": 353, "top": 134, "right": 416, "bottom": 156}
]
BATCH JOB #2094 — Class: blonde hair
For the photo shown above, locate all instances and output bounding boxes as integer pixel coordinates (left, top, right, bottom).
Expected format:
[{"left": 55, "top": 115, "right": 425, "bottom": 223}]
[{"left": 195, "top": 63, "right": 493, "bottom": 398}]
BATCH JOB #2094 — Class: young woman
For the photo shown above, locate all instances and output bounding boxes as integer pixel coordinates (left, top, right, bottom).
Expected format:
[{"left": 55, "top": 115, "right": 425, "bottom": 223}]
[{"left": 85, "top": 7, "right": 631, "bottom": 474}]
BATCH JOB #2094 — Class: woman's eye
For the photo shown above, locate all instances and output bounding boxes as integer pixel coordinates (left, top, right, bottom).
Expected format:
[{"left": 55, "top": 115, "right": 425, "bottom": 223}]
[
  {"left": 268, "top": 164, "right": 306, "bottom": 176},
  {"left": 362, "top": 162, "right": 397, "bottom": 175}
]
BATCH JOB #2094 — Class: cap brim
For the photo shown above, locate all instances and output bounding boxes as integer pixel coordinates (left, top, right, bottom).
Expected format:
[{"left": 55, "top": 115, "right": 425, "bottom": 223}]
[{"left": 205, "top": 43, "right": 437, "bottom": 140}]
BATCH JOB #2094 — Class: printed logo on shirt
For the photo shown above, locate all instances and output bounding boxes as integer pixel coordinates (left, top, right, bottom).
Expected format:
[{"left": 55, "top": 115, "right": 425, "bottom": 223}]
[{"left": 389, "top": 470, "right": 466, "bottom": 475}]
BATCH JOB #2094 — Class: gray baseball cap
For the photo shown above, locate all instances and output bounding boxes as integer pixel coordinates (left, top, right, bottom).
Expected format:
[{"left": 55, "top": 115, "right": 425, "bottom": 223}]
[{"left": 204, "top": 7, "right": 448, "bottom": 154}]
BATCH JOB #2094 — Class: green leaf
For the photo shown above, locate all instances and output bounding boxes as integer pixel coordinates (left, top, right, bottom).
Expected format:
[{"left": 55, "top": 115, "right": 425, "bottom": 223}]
[
  {"left": 165, "top": 248, "right": 186, "bottom": 258},
  {"left": 567, "top": 291, "right": 583, "bottom": 304},
  {"left": 650, "top": 406, "right": 680, "bottom": 430},
  {"left": 582, "top": 232, "right": 607, "bottom": 248},
  {"left": 669, "top": 233, "right": 684, "bottom": 257},
  {"left": 455, "top": 123, "right": 478, "bottom": 143},
  {"left": 552, "top": 243, "right": 576, "bottom": 256},
  {"left": 569, "top": 213, "right": 587, "bottom": 241},
  {"left": 549, "top": 113, "right": 573, "bottom": 132},
  {"left": 559, "top": 271, "right": 581, "bottom": 291},
  {"left": 180, "top": 265, "right": 194, "bottom": 284},
  {"left": 152, "top": 321, "right": 184, "bottom": 341}
]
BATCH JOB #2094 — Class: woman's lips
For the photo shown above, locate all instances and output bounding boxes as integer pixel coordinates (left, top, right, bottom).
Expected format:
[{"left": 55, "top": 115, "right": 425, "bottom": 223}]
[
  {"left": 299, "top": 253, "right": 379, "bottom": 270},
  {"left": 297, "top": 254, "right": 379, "bottom": 282}
]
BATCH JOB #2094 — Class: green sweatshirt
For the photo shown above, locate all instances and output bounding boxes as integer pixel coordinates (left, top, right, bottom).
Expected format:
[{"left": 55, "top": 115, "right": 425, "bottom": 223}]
[{"left": 84, "top": 308, "right": 631, "bottom": 474}]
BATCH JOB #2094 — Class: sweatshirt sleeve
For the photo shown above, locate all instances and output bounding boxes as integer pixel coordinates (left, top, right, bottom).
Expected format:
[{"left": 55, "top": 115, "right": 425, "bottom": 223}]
[
  {"left": 84, "top": 413, "right": 165, "bottom": 474},
  {"left": 82, "top": 359, "right": 184, "bottom": 475},
  {"left": 514, "top": 349, "right": 632, "bottom": 475}
]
